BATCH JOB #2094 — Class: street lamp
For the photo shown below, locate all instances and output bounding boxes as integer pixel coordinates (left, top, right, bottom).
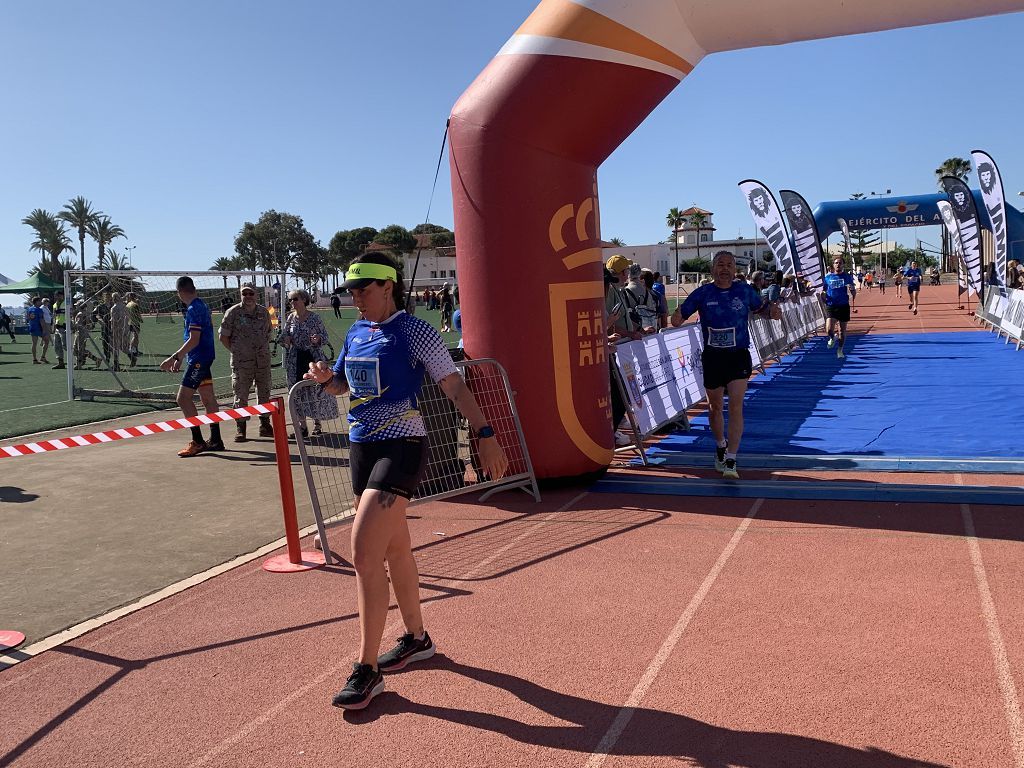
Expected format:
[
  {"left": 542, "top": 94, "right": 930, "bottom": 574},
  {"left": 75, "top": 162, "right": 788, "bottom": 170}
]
[
  {"left": 869, "top": 189, "right": 891, "bottom": 271},
  {"left": 125, "top": 244, "right": 137, "bottom": 267}
]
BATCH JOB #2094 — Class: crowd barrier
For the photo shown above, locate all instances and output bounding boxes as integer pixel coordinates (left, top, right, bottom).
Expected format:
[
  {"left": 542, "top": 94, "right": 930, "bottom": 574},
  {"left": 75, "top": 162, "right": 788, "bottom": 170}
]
[
  {"left": 288, "top": 357, "right": 541, "bottom": 566},
  {"left": 976, "top": 287, "right": 1024, "bottom": 350},
  {"left": 612, "top": 296, "right": 825, "bottom": 462}
]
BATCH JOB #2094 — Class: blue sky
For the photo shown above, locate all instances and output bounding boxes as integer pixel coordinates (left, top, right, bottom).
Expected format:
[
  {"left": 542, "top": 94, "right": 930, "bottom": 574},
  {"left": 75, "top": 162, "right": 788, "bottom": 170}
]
[{"left": 3, "top": 1, "right": 1024, "bottom": 281}]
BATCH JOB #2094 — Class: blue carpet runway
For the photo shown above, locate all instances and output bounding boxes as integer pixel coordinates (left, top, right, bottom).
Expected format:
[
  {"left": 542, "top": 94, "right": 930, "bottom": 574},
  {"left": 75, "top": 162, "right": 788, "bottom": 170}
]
[{"left": 645, "top": 332, "right": 1024, "bottom": 470}]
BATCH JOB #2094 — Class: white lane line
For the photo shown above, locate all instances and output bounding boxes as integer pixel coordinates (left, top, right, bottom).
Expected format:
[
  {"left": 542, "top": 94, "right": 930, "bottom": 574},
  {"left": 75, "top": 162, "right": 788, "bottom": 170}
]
[
  {"left": 187, "top": 491, "right": 590, "bottom": 768},
  {"left": 956, "top": 473, "right": 1024, "bottom": 767},
  {"left": 584, "top": 497, "right": 764, "bottom": 768}
]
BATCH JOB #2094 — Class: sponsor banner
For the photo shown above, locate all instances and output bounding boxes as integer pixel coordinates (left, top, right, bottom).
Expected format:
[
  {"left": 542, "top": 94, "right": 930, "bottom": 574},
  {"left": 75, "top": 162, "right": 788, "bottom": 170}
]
[
  {"left": 739, "top": 180, "right": 796, "bottom": 276},
  {"left": 972, "top": 150, "right": 1008, "bottom": 287},
  {"left": 780, "top": 190, "right": 825, "bottom": 293},
  {"left": 940, "top": 176, "right": 984, "bottom": 296},
  {"left": 612, "top": 326, "right": 705, "bottom": 436},
  {"left": 938, "top": 200, "right": 974, "bottom": 298},
  {"left": 838, "top": 218, "right": 853, "bottom": 261},
  {"left": 999, "top": 287, "right": 1024, "bottom": 340}
]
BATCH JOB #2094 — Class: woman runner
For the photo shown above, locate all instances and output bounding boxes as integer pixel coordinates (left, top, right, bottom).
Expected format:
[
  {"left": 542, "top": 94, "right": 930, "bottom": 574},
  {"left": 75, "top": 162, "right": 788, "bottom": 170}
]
[{"left": 306, "top": 253, "right": 509, "bottom": 710}]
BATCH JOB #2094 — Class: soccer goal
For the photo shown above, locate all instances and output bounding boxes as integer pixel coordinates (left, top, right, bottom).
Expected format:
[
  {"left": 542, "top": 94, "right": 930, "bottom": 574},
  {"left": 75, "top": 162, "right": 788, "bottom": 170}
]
[{"left": 64, "top": 270, "right": 310, "bottom": 402}]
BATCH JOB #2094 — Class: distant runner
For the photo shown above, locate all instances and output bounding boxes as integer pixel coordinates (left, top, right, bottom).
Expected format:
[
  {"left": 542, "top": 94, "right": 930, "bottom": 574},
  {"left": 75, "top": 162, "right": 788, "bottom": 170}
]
[
  {"left": 670, "top": 250, "right": 779, "bottom": 480},
  {"left": 904, "top": 260, "right": 923, "bottom": 315},
  {"left": 822, "top": 256, "right": 856, "bottom": 360}
]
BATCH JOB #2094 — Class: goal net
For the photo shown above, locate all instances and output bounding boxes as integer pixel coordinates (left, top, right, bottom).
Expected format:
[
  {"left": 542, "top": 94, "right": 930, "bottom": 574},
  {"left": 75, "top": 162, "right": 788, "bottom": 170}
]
[{"left": 65, "top": 270, "right": 311, "bottom": 402}]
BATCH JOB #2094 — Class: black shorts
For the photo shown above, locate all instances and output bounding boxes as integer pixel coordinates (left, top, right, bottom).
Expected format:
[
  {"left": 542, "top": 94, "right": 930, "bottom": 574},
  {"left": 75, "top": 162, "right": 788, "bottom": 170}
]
[
  {"left": 350, "top": 436, "right": 428, "bottom": 499},
  {"left": 826, "top": 304, "right": 851, "bottom": 323},
  {"left": 907, "top": 284, "right": 920, "bottom": 294},
  {"left": 701, "top": 347, "right": 752, "bottom": 391},
  {"left": 181, "top": 361, "right": 213, "bottom": 390}
]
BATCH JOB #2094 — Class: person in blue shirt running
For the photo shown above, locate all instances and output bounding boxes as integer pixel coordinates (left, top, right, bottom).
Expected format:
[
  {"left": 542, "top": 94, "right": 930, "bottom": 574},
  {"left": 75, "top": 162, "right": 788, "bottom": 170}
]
[
  {"left": 160, "top": 276, "right": 226, "bottom": 457},
  {"left": 670, "top": 251, "right": 779, "bottom": 480},
  {"left": 822, "top": 256, "right": 856, "bottom": 360},
  {"left": 306, "top": 253, "right": 508, "bottom": 711},
  {"left": 904, "top": 260, "right": 923, "bottom": 315}
]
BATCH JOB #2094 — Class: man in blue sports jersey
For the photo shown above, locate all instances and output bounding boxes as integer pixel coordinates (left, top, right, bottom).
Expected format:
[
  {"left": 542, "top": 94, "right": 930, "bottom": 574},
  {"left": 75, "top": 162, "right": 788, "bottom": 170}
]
[
  {"left": 904, "top": 260, "right": 923, "bottom": 315},
  {"left": 822, "top": 256, "right": 856, "bottom": 360},
  {"left": 670, "top": 251, "right": 779, "bottom": 479},
  {"left": 160, "top": 276, "right": 226, "bottom": 457}
]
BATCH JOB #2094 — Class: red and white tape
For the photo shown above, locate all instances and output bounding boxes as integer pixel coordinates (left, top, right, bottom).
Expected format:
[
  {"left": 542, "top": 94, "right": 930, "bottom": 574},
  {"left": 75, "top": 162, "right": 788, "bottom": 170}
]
[{"left": 0, "top": 402, "right": 278, "bottom": 459}]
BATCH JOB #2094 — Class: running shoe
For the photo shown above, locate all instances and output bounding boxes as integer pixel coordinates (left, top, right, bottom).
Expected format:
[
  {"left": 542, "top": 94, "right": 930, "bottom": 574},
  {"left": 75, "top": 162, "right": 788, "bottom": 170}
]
[
  {"left": 908, "top": 304, "right": 913, "bottom": 310},
  {"left": 377, "top": 631, "right": 436, "bottom": 672},
  {"left": 913, "top": 308, "right": 918, "bottom": 315},
  {"left": 826, "top": 337, "right": 835, "bottom": 349},
  {"left": 177, "top": 440, "right": 207, "bottom": 458},
  {"left": 837, "top": 350, "right": 845, "bottom": 359},
  {"left": 722, "top": 458, "right": 739, "bottom": 480},
  {"left": 331, "top": 663, "right": 384, "bottom": 710},
  {"left": 714, "top": 445, "right": 727, "bottom": 473}
]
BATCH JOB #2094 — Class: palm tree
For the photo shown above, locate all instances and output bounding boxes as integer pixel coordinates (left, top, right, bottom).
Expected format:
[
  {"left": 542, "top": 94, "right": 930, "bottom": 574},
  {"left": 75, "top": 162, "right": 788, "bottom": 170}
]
[
  {"left": 87, "top": 216, "right": 126, "bottom": 267},
  {"left": 22, "top": 208, "right": 60, "bottom": 277},
  {"left": 58, "top": 196, "right": 103, "bottom": 271},
  {"left": 934, "top": 157, "right": 971, "bottom": 188},
  {"left": 608, "top": 237, "right": 626, "bottom": 247},
  {"left": 687, "top": 211, "right": 708, "bottom": 267},
  {"left": 665, "top": 207, "right": 684, "bottom": 280}
]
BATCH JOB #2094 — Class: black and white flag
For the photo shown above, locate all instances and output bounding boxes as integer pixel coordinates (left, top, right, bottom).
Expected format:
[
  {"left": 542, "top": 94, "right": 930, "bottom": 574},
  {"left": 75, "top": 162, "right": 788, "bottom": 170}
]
[
  {"left": 779, "top": 190, "right": 825, "bottom": 292},
  {"left": 938, "top": 199, "right": 973, "bottom": 297},
  {"left": 838, "top": 218, "right": 853, "bottom": 261},
  {"left": 940, "top": 176, "right": 984, "bottom": 295},
  {"left": 971, "top": 149, "right": 1008, "bottom": 287},
  {"left": 738, "top": 180, "right": 796, "bottom": 276}
]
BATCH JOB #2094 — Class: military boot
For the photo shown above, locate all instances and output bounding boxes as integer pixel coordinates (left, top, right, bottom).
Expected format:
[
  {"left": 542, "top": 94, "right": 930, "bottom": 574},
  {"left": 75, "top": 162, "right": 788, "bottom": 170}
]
[
  {"left": 234, "top": 420, "right": 248, "bottom": 443},
  {"left": 258, "top": 416, "right": 274, "bottom": 438}
]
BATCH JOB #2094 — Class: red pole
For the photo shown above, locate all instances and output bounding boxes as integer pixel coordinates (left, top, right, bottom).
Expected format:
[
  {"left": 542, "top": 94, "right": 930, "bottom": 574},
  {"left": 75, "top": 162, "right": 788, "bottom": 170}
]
[{"left": 263, "top": 397, "right": 324, "bottom": 573}]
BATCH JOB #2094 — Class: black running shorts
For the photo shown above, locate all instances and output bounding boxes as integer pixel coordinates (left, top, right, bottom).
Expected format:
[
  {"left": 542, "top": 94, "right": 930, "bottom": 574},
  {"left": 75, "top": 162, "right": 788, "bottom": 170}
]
[
  {"left": 701, "top": 347, "right": 752, "bottom": 391},
  {"left": 826, "top": 304, "right": 851, "bottom": 323},
  {"left": 907, "top": 284, "right": 920, "bottom": 294},
  {"left": 350, "top": 436, "right": 428, "bottom": 499}
]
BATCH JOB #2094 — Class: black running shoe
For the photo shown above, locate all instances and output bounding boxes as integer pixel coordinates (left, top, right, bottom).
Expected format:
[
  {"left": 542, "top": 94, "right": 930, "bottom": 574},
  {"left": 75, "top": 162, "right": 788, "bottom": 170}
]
[
  {"left": 377, "top": 631, "right": 436, "bottom": 672},
  {"left": 331, "top": 663, "right": 384, "bottom": 710},
  {"left": 205, "top": 439, "right": 227, "bottom": 452},
  {"left": 714, "top": 445, "right": 727, "bottom": 473}
]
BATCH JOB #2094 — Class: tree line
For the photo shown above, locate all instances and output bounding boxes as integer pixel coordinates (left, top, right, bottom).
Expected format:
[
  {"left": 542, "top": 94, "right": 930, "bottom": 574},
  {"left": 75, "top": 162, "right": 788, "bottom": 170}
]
[{"left": 22, "top": 196, "right": 128, "bottom": 282}]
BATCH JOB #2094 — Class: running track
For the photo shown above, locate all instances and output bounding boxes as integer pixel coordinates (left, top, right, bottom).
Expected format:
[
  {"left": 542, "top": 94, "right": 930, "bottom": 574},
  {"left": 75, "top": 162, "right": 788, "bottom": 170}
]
[{"left": 3, "top": 284, "right": 1022, "bottom": 768}]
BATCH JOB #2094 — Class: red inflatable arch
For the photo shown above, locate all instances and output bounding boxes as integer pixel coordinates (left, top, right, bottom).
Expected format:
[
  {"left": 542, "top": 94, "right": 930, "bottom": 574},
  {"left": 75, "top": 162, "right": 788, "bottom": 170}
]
[{"left": 450, "top": 0, "right": 1024, "bottom": 480}]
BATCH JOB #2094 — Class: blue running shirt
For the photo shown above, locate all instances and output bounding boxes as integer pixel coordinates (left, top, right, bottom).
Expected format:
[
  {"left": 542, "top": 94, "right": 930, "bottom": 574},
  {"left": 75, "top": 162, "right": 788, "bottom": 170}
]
[
  {"left": 823, "top": 271, "right": 855, "bottom": 306},
  {"left": 333, "top": 311, "right": 458, "bottom": 442},
  {"left": 184, "top": 298, "right": 216, "bottom": 364},
  {"left": 678, "top": 280, "right": 763, "bottom": 349},
  {"left": 904, "top": 267, "right": 922, "bottom": 288}
]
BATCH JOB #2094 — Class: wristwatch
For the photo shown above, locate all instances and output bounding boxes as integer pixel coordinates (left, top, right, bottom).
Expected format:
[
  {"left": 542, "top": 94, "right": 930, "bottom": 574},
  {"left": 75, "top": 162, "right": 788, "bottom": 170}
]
[{"left": 477, "top": 425, "right": 495, "bottom": 439}]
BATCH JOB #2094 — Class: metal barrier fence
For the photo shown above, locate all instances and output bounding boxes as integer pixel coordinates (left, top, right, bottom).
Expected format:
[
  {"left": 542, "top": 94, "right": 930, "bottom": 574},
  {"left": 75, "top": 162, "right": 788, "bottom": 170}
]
[
  {"left": 289, "top": 358, "right": 540, "bottom": 564},
  {"left": 976, "top": 287, "right": 1024, "bottom": 350}
]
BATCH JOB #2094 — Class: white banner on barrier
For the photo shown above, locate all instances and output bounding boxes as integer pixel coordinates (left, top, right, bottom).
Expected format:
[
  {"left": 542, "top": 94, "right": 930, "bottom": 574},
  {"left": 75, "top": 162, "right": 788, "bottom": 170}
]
[
  {"left": 613, "top": 326, "right": 706, "bottom": 436},
  {"left": 1000, "top": 288, "right": 1024, "bottom": 339}
]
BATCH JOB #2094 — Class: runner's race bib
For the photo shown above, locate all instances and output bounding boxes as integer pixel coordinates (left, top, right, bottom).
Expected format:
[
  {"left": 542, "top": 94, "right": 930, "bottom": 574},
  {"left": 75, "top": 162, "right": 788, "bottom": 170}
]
[
  {"left": 708, "top": 327, "right": 737, "bottom": 348},
  {"left": 345, "top": 357, "right": 381, "bottom": 397}
]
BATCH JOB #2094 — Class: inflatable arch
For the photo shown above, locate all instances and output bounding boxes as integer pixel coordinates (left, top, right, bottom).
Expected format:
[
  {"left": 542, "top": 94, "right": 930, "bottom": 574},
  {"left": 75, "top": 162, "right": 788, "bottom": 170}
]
[
  {"left": 449, "top": 0, "right": 1024, "bottom": 480},
  {"left": 813, "top": 192, "right": 1024, "bottom": 244}
]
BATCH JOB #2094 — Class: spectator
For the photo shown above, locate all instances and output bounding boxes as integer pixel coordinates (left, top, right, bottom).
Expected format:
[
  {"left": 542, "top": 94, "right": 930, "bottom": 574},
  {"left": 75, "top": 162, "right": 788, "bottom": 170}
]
[
  {"left": 93, "top": 292, "right": 113, "bottom": 367},
  {"left": 219, "top": 282, "right": 274, "bottom": 442},
  {"left": 1006, "top": 260, "right": 1022, "bottom": 290},
  {"left": 110, "top": 293, "right": 127, "bottom": 371},
  {"left": 51, "top": 291, "right": 67, "bottom": 369},
  {"left": 622, "top": 264, "right": 659, "bottom": 334},
  {"left": 0, "top": 306, "right": 15, "bottom": 343},
  {"left": 453, "top": 284, "right": 460, "bottom": 305},
  {"left": 651, "top": 271, "right": 668, "bottom": 327},
  {"left": 125, "top": 292, "right": 143, "bottom": 366},
  {"left": 280, "top": 288, "right": 338, "bottom": 439},
  {"left": 26, "top": 296, "right": 49, "bottom": 364},
  {"left": 40, "top": 298, "right": 55, "bottom": 364},
  {"left": 604, "top": 255, "right": 637, "bottom": 448},
  {"left": 439, "top": 283, "right": 454, "bottom": 332},
  {"left": 749, "top": 270, "right": 766, "bottom": 293},
  {"left": 331, "top": 291, "right": 342, "bottom": 319},
  {"left": 640, "top": 268, "right": 668, "bottom": 329},
  {"left": 71, "top": 301, "right": 101, "bottom": 368},
  {"left": 159, "top": 276, "right": 226, "bottom": 457},
  {"left": 763, "top": 270, "right": 783, "bottom": 302},
  {"left": 453, "top": 308, "right": 464, "bottom": 349}
]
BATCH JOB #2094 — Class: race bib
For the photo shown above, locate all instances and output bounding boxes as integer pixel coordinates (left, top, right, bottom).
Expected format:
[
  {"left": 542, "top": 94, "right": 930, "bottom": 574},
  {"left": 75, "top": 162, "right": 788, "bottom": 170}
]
[
  {"left": 345, "top": 357, "right": 381, "bottom": 397},
  {"left": 708, "top": 327, "right": 737, "bottom": 348}
]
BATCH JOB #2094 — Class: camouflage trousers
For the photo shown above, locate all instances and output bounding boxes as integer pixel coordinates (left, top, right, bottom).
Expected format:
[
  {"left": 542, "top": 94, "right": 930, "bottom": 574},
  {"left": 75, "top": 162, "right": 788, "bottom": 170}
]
[{"left": 232, "top": 364, "right": 272, "bottom": 417}]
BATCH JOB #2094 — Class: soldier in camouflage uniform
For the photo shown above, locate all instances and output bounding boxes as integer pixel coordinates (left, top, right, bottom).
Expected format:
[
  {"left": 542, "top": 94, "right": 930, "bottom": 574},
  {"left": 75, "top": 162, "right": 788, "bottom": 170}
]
[{"left": 218, "top": 283, "right": 273, "bottom": 442}]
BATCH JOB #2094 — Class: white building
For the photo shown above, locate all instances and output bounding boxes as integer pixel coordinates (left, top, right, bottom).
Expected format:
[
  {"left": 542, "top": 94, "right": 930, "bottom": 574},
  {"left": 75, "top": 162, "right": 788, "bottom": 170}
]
[
  {"left": 367, "top": 234, "right": 458, "bottom": 288},
  {"left": 602, "top": 207, "right": 778, "bottom": 275}
]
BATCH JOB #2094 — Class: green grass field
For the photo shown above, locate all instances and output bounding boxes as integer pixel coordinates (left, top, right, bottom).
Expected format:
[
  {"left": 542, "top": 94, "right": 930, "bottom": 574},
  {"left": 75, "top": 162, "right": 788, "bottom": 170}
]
[{"left": 0, "top": 307, "right": 461, "bottom": 440}]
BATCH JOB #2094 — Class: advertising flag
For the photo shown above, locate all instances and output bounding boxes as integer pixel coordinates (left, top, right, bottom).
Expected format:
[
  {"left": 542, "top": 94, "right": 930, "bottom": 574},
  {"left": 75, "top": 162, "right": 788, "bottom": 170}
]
[
  {"left": 838, "top": 218, "right": 854, "bottom": 262},
  {"left": 940, "top": 176, "right": 984, "bottom": 297},
  {"left": 779, "top": 190, "right": 825, "bottom": 292},
  {"left": 971, "top": 149, "right": 1008, "bottom": 287},
  {"left": 938, "top": 200, "right": 973, "bottom": 298},
  {"left": 738, "top": 180, "right": 796, "bottom": 276}
]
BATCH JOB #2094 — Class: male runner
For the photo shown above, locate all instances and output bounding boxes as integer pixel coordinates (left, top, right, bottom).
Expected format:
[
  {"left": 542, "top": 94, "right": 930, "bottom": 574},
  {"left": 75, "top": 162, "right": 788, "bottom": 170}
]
[
  {"left": 822, "top": 256, "right": 856, "bottom": 360},
  {"left": 160, "top": 276, "right": 225, "bottom": 457},
  {"left": 670, "top": 251, "right": 779, "bottom": 480},
  {"left": 904, "top": 260, "right": 923, "bottom": 315}
]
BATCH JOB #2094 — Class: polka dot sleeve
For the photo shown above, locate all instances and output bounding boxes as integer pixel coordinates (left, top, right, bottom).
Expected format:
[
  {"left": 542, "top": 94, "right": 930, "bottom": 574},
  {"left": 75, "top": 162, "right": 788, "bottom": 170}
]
[{"left": 404, "top": 315, "right": 458, "bottom": 382}]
